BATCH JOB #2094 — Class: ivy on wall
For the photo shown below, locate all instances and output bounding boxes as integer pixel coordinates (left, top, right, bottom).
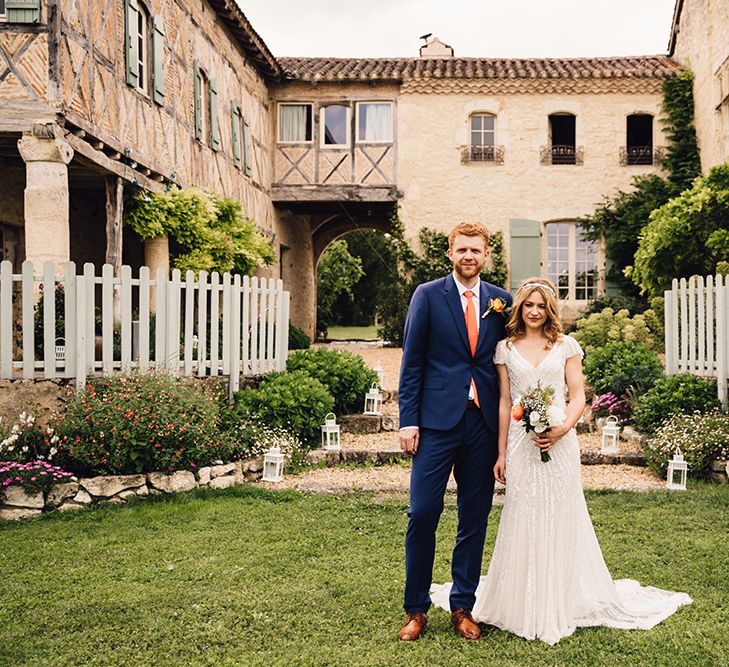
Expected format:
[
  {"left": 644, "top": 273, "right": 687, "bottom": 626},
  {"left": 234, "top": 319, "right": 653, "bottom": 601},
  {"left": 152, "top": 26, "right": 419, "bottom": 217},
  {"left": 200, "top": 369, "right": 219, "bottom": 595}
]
[{"left": 125, "top": 187, "right": 275, "bottom": 275}]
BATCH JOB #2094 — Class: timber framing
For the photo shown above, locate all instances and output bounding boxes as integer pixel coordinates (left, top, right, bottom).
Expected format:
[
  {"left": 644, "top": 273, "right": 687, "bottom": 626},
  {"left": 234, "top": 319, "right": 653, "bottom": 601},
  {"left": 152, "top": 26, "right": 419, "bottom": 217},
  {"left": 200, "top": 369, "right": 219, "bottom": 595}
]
[{"left": 271, "top": 184, "right": 401, "bottom": 204}]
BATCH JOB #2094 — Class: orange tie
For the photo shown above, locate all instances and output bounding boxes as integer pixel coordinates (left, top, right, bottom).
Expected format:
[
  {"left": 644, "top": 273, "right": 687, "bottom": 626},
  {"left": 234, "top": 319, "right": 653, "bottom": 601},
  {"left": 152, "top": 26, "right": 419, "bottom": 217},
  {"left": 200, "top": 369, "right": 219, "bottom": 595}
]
[{"left": 464, "top": 290, "right": 480, "bottom": 407}]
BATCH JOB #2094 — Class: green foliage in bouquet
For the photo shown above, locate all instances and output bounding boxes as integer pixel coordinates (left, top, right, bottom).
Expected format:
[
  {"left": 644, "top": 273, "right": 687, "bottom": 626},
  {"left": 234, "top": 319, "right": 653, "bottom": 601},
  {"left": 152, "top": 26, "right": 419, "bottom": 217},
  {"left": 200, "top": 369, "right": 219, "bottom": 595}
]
[
  {"left": 286, "top": 347, "right": 378, "bottom": 415},
  {"left": 632, "top": 374, "right": 721, "bottom": 435},
  {"left": 583, "top": 342, "right": 663, "bottom": 398},
  {"left": 645, "top": 409, "right": 729, "bottom": 478},
  {"left": 232, "top": 370, "right": 334, "bottom": 447}
]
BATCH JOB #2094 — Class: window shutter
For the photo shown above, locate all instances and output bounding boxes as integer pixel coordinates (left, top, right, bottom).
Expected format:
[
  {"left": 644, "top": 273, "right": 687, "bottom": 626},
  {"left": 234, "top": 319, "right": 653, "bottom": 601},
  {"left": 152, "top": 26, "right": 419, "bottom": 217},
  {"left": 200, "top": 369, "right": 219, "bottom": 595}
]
[
  {"left": 152, "top": 15, "right": 166, "bottom": 106},
  {"left": 509, "top": 219, "right": 542, "bottom": 292},
  {"left": 5, "top": 0, "right": 41, "bottom": 23},
  {"left": 210, "top": 78, "right": 221, "bottom": 151},
  {"left": 242, "top": 115, "right": 251, "bottom": 176},
  {"left": 193, "top": 60, "right": 202, "bottom": 141},
  {"left": 124, "top": 0, "right": 140, "bottom": 87},
  {"left": 231, "top": 103, "right": 241, "bottom": 168}
]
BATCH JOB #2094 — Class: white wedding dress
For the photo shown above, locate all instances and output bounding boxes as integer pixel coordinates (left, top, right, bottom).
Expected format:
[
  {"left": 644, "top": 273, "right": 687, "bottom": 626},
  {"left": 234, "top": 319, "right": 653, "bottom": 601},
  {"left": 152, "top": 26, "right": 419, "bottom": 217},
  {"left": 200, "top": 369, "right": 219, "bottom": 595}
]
[{"left": 430, "top": 335, "right": 692, "bottom": 645}]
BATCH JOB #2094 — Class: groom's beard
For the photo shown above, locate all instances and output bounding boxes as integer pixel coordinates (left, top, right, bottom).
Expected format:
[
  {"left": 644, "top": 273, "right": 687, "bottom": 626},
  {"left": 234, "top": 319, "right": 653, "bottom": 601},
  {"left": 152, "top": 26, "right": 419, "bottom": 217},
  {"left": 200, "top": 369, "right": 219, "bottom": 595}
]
[{"left": 453, "top": 261, "right": 485, "bottom": 281}]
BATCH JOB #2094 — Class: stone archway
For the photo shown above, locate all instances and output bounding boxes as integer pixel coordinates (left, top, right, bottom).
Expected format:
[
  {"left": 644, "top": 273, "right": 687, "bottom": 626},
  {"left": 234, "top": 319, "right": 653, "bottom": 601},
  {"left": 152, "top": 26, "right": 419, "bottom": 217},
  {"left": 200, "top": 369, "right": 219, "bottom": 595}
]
[{"left": 274, "top": 201, "right": 395, "bottom": 339}]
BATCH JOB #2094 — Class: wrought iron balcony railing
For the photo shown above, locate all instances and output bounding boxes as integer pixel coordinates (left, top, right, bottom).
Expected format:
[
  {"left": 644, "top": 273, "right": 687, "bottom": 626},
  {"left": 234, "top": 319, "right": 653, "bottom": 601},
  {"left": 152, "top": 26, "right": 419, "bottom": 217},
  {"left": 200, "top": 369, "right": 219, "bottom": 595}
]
[
  {"left": 619, "top": 145, "right": 665, "bottom": 166},
  {"left": 540, "top": 145, "right": 584, "bottom": 166},
  {"left": 460, "top": 145, "right": 505, "bottom": 164}
]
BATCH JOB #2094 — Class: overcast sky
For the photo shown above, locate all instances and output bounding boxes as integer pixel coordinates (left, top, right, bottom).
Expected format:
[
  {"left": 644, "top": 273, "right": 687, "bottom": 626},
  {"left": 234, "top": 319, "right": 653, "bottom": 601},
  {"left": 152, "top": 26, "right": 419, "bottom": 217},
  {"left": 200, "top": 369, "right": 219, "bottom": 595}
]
[{"left": 238, "top": 0, "right": 677, "bottom": 59}]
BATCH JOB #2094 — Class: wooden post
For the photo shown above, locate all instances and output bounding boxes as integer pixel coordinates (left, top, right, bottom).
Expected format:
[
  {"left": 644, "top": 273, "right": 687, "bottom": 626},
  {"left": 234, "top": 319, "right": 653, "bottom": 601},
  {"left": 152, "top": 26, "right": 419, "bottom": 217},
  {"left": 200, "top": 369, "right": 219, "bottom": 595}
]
[{"left": 105, "top": 176, "right": 123, "bottom": 321}]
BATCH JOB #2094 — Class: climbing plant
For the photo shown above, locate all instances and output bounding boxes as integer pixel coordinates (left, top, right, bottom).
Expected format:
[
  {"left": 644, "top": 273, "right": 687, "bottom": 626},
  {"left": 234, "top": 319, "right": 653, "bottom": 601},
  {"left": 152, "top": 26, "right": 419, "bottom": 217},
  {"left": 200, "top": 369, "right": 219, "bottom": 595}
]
[{"left": 125, "top": 187, "right": 274, "bottom": 275}]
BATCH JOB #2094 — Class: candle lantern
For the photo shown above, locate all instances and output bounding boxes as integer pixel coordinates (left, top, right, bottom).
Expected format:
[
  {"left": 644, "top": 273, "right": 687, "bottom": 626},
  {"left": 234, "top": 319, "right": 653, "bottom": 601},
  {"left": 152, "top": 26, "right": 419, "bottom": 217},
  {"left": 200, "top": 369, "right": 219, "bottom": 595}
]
[
  {"left": 666, "top": 453, "right": 688, "bottom": 491},
  {"left": 600, "top": 416, "right": 620, "bottom": 454},
  {"left": 363, "top": 382, "right": 383, "bottom": 416},
  {"left": 373, "top": 359, "right": 385, "bottom": 389},
  {"left": 262, "top": 446, "right": 285, "bottom": 482},
  {"left": 55, "top": 337, "right": 66, "bottom": 366},
  {"left": 321, "top": 412, "right": 341, "bottom": 451}
]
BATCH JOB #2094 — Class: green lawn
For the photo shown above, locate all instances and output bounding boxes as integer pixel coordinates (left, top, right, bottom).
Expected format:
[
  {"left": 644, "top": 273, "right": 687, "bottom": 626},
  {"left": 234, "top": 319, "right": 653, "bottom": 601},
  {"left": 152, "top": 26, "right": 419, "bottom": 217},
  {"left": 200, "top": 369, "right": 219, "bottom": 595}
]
[
  {"left": 1, "top": 484, "right": 727, "bottom": 667},
  {"left": 325, "top": 325, "right": 380, "bottom": 340}
]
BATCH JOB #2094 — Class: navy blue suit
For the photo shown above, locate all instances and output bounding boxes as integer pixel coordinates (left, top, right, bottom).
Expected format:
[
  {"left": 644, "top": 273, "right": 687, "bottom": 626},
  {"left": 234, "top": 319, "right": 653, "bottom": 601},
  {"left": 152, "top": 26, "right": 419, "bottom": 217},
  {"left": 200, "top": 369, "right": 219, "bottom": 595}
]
[{"left": 399, "top": 274, "right": 511, "bottom": 613}]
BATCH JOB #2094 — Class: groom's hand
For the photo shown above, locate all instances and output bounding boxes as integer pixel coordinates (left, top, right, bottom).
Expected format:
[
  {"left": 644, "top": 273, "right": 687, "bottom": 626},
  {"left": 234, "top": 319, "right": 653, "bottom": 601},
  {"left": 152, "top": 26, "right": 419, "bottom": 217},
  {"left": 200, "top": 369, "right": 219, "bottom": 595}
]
[{"left": 399, "top": 427, "right": 420, "bottom": 455}]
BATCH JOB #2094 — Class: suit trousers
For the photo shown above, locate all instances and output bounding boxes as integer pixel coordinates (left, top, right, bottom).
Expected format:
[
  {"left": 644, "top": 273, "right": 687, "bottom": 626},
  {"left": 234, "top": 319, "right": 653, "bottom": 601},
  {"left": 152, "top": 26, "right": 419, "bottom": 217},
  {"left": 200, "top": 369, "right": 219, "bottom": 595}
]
[{"left": 404, "top": 407, "right": 498, "bottom": 613}]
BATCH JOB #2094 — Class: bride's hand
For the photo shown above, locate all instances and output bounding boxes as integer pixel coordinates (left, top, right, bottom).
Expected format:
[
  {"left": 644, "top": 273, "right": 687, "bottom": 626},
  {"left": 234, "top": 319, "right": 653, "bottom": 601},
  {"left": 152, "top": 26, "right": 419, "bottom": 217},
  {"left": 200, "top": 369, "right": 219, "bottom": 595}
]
[
  {"left": 494, "top": 455, "right": 506, "bottom": 485},
  {"left": 534, "top": 426, "right": 566, "bottom": 451}
]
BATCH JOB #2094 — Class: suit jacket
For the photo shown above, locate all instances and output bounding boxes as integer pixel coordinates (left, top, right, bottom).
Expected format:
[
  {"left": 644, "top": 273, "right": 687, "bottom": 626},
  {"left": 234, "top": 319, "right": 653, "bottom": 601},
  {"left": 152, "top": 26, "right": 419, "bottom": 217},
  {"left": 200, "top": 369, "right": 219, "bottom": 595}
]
[{"left": 398, "top": 275, "right": 512, "bottom": 433}]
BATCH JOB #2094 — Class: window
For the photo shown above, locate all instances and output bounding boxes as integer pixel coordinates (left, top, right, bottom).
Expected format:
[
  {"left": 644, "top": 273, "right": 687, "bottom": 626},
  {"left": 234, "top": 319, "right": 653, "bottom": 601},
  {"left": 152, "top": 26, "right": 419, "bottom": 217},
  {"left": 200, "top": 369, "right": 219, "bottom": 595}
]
[
  {"left": 624, "top": 114, "right": 654, "bottom": 165},
  {"left": 546, "top": 222, "right": 599, "bottom": 301},
  {"left": 124, "top": 0, "right": 165, "bottom": 104},
  {"left": 278, "top": 103, "right": 312, "bottom": 143},
  {"left": 356, "top": 102, "right": 393, "bottom": 142},
  {"left": 194, "top": 64, "right": 209, "bottom": 144},
  {"left": 321, "top": 105, "right": 350, "bottom": 147},
  {"left": 467, "top": 113, "right": 500, "bottom": 162},
  {"left": 542, "top": 113, "right": 581, "bottom": 165},
  {"left": 0, "top": 1, "right": 6, "bottom": 20}
]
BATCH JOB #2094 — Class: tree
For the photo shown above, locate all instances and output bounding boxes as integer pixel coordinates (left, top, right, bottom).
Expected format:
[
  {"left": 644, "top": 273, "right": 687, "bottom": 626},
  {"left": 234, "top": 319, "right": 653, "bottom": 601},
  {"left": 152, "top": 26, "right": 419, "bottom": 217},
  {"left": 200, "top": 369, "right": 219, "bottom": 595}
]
[
  {"left": 630, "top": 164, "right": 729, "bottom": 296},
  {"left": 316, "top": 239, "right": 365, "bottom": 334}
]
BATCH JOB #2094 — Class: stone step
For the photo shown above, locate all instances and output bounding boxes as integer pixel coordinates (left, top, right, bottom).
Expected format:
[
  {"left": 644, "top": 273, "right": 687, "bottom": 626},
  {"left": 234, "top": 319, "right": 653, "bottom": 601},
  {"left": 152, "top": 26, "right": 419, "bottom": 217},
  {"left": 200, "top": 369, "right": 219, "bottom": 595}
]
[{"left": 306, "top": 447, "right": 646, "bottom": 468}]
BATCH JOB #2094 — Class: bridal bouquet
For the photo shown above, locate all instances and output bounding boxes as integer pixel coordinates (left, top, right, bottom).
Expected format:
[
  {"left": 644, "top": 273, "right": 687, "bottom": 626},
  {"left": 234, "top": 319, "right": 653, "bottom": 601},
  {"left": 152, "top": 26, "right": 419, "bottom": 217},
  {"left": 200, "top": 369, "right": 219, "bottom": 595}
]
[{"left": 511, "top": 382, "right": 564, "bottom": 462}]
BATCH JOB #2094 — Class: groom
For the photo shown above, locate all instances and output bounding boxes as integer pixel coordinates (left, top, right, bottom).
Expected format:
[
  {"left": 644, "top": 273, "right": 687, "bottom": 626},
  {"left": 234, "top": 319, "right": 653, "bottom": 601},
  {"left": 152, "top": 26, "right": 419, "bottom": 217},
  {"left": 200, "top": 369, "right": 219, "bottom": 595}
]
[{"left": 398, "top": 221, "right": 511, "bottom": 641}]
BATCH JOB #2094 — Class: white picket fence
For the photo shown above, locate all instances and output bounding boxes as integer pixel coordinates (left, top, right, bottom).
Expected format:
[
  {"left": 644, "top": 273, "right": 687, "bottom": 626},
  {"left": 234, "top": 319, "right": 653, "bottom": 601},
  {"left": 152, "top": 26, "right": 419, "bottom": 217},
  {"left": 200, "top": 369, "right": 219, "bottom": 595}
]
[
  {"left": 0, "top": 261, "right": 290, "bottom": 400},
  {"left": 664, "top": 274, "right": 728, "bottom": 407}
]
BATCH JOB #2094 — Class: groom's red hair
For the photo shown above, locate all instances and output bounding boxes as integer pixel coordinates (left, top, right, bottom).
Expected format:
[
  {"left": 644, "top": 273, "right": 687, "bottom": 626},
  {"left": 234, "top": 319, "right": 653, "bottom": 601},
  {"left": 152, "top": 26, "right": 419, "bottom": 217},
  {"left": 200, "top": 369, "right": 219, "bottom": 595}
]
[{"left": 448, "top": 222, "right": 490, "bottom": 249}]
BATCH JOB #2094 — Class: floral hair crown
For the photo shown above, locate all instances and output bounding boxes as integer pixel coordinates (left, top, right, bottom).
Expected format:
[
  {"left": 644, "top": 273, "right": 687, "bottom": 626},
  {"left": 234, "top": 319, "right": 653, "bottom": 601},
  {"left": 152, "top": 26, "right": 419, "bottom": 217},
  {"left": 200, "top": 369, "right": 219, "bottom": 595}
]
[{"left": 520, "top": 282, "right": 556, "bottom": 297}]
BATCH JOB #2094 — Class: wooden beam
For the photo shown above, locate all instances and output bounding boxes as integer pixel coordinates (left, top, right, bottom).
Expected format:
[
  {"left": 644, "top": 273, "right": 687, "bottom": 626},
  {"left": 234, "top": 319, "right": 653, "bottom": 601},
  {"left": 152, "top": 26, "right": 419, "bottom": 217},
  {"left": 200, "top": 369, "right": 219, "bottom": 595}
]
[
  {"left": 271, "top": 184, "right": 401, "bottom": 203},
  {"left": 105, "top": 176, "right": 123, "bottom": 320}
]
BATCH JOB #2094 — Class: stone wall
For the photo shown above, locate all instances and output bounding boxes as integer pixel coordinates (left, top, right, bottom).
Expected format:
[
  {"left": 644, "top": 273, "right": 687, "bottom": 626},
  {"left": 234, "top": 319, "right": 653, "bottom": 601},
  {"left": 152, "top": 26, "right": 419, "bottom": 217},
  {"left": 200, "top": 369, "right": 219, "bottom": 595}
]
[
  {"left": 671, "top": 0, "right": 729, "bottom": 171},
  {"left": 0, "top": 459, "right": 264, "bottom": 521}
]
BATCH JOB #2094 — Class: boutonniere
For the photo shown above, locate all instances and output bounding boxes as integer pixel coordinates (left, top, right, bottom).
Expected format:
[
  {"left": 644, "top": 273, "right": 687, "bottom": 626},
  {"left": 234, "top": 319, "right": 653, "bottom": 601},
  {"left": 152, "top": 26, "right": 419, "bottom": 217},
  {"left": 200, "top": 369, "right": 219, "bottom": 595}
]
[{"left": 482, "top": 297, "right": 511, "bottom": 319}]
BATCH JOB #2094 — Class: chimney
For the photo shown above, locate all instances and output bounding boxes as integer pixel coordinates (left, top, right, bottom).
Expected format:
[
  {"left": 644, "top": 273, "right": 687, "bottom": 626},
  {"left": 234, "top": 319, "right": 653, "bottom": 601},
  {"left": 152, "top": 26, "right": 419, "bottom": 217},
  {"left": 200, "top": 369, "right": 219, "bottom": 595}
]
[{"left": 418, "top": 36, "right": 454, "bottom": 58}]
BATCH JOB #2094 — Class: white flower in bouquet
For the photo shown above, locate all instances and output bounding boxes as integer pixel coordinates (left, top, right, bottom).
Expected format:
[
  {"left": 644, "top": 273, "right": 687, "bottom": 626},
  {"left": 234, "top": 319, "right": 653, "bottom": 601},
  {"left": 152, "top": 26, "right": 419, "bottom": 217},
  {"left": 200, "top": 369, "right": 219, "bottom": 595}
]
[{"left": 529, "top": 411, "right": 542, "bottom": 426}]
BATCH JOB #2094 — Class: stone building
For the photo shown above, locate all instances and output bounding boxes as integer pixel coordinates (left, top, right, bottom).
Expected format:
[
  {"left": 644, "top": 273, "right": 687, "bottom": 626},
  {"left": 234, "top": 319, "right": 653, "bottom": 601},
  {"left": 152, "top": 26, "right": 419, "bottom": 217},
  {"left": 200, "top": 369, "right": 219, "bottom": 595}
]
[
  {"left": 669, "top": 0, "right": 729, "bottom": 171},
  {"left": 0, "top": 1, "right": 717, "bottom": 336}
]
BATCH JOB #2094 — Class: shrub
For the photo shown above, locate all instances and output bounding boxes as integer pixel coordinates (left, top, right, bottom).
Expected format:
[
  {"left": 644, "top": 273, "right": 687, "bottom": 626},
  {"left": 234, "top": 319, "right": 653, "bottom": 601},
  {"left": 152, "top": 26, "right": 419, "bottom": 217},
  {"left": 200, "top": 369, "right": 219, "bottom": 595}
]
[
  {"left": 591, "top": 392, "right": 632, "bottom": 424},
  {"left": 222, "top": 417, "right": 306, "bottom": 465},
  {"left": 51, "top": 373, "right": 229, "bottom": 475},
  {"left": 645, "top": 409, "right": 729, "bottom": 478},
  {"left": 288, "top": 324, "right": 311, "bottom": 350},
  {"left": 573, "top": 308, "right": 662, "bottom": 355},
  {"left": 632, "top": 374, "right": 721, "bottom": 435},
  {"left": 232, "top": 370, "right": 334, "bottom": 447},
  {"left": 0, "top": 412, "right": 50, "bottom": 464},
  {"left": 583, "top": 342, "right": 663, "bottom": 397},
  {"left": 286, "top": 347, "right": 378, "bottom": 415}
]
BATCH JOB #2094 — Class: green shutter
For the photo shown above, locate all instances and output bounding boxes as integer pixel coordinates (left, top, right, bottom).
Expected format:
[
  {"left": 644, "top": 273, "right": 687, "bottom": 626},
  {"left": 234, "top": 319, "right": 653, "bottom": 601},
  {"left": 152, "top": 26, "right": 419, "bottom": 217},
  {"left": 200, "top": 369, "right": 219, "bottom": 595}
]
[
  {"left": 125, "top": 0, "right": 139, "bottom": 88},
  {"left": 242, "top": 115, "right": 251, "bottom": 176},
  {"left": 193, "top": 60, "right": 202, "bottom": 141},
  {"left": 210, "top": 78, "right": 220, "bottom": 151},
  {"left": 6, "top": 0, "right": 41, "bottom": 23},
  {"left": 231, "top": 103, "right": 241, "bottom": 168},
  {"left": 509, "top": 219, "right": 542, "bottom": 291},
  {"left": 152, "top": 15, "right": 166, "bottom": 106}
]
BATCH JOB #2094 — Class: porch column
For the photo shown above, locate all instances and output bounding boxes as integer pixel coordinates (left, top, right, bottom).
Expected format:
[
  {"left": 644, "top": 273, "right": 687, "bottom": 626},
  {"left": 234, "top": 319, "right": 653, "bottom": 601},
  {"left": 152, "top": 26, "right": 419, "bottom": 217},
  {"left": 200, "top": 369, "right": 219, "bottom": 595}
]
[{"left": 17, "top": 132, "right": 74, "bottom": 271}]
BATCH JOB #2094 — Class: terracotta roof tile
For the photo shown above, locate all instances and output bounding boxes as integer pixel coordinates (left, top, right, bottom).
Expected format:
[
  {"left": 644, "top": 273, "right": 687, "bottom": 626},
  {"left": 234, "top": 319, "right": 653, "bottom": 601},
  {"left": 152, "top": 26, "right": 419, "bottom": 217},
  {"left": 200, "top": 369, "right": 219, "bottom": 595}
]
[{"left": 278, "top": 56, "right": 679, "bottom": 82}]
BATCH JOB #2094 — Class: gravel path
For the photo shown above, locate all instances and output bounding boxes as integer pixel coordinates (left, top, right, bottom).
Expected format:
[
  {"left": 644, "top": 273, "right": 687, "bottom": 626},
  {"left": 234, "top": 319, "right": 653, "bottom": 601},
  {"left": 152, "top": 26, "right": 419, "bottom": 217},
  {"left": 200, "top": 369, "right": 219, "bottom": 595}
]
[{"left": 273, "top": 344, "right": 664, "bottom": 496}]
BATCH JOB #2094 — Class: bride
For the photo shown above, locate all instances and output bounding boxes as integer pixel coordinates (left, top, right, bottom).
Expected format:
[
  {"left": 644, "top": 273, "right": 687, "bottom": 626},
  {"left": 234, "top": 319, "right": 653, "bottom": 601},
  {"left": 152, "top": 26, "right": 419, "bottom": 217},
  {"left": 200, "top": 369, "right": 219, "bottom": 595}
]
[{"left": 431, "top": 277, "right": 692, "bottom": 645}]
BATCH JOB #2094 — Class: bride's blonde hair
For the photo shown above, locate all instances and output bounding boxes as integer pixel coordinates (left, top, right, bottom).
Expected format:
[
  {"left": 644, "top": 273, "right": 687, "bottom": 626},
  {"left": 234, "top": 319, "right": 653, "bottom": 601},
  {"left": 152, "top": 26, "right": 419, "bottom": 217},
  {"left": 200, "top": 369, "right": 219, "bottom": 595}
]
[{"left": 506, "top": 277, "right": 563, "bottom": 348}]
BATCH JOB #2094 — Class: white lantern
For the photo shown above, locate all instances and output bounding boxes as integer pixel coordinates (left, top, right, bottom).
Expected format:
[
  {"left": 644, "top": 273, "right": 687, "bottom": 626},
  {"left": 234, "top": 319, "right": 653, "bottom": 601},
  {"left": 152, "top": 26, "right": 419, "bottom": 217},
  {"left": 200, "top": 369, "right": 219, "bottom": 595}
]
[
  {"left": 55, "top": 337, "right": 66, "bottom": 366},
  {"left": 373, "top": 359, "right": 385, "bottom": 389},
  {"left": 600, "top": 416, "right": 620, "bottom": 454},
  {"left": 262, "top": 446, "right": 285, "bottom": 482},
  {"left": 321, "top": 412, "right": 341, "bottom": 451},
  {"left": 666, "top": 453, "right": 688, "bottom": 491},
  {"left": 364, "top": 382, "right": 383, "bottom": 416}
]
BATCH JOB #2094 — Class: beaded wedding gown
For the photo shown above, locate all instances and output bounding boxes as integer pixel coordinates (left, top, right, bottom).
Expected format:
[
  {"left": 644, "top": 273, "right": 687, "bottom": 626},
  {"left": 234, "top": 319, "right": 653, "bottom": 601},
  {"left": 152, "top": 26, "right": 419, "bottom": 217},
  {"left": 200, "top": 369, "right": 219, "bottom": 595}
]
[{"left": 431, "top": 335, "right": 692, "bottom": 645}]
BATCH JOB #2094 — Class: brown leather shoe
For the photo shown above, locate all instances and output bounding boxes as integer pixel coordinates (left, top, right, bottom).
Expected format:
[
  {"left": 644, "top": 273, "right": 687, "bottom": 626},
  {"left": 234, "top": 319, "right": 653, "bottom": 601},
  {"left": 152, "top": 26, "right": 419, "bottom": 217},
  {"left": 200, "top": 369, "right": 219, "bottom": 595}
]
[
  {"left": 398, "top": 611, "right": 427, "bottom": 641},
  {"left": 451, "top": 608, "right": 481, "bottom": 640}
]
